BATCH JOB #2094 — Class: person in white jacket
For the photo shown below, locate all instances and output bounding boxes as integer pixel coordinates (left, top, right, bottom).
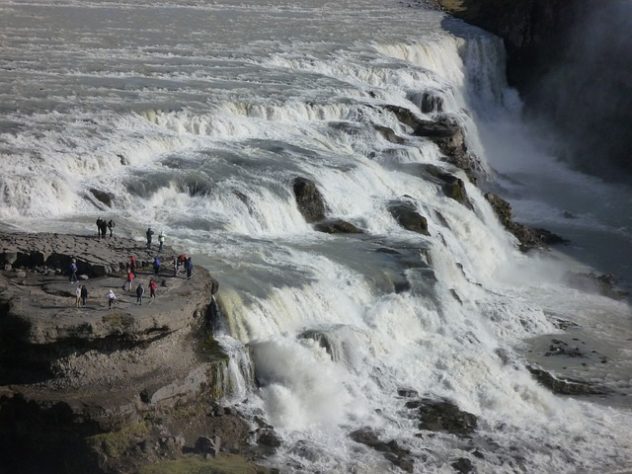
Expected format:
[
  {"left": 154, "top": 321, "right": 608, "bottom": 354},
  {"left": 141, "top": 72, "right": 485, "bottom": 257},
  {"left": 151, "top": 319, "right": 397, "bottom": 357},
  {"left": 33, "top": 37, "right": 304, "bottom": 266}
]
[{"left": 107, "top": 289, "right": 117, "bottom": 309}]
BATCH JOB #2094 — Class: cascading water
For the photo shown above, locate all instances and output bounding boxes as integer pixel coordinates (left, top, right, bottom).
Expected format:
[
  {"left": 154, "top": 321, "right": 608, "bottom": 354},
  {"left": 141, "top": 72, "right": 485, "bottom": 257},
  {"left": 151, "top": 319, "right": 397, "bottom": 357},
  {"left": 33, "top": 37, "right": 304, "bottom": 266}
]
[{"left": 1, "top": 0, "right": 631, "bottom": 472}]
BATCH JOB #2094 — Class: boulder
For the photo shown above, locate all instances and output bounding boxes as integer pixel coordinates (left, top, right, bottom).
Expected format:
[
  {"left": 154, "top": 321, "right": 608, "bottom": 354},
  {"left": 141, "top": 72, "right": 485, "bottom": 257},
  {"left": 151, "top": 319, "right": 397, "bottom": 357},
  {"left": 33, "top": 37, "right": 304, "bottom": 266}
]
[
  {"left": 409, "top": 398, "right": 478, "bottom": 437},
  {"left": 89, "top": 188, "right": 115, "bottom": 208},
  {"left": 420, "top": 92, "right": 444, "bottom": 114},
  {"left": 374, "top": 125, "right": 406, "bottom": 144},
  {"left": 485, "top": 192, "right": 568, "bottom": 251},
  {"left": 452, "top": 457, "right": 474, "bottom": 473},
  {"left": 293, "top": 177, "right": 326, "bottom": 223},
  {"left": 388, "top": 201, "right": 430, "bottom": 235},
  {"left": 439, "top": 174, "right": 472, "bottom": 208},
  {"left": 350, "top": 427, "right": 414, "bottom": 473},
  {"left": 314, "top": 219, "right": 363, "bottom": 234},
  {"left": 527, "top": 366, "right": 608, "bottom": 395}
]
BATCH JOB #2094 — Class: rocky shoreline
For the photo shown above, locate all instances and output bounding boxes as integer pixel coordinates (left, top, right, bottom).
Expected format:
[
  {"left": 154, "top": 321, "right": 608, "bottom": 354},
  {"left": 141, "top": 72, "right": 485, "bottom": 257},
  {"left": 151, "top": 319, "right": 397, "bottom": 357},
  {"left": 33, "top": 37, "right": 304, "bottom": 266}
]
[{"left": 0, "top": 232, "right": 270, "bottom": 474}]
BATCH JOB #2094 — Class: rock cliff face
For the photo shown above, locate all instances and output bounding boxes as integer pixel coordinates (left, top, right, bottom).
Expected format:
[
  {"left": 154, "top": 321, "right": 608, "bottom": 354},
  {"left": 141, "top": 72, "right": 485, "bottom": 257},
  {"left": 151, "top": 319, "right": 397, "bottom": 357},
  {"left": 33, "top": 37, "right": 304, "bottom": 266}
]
[
  {"left": 0, "top": 232, "right": 262, "bottom": 474},
  {"left": 438, "top": 0, "right": 632, "bottom": 178}
]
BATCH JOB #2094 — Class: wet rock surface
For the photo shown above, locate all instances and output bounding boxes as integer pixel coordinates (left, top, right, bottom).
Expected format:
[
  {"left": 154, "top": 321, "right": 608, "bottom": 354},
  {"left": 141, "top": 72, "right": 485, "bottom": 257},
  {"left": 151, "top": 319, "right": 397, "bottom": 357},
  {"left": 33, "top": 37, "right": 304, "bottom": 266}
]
[
  {"left": 350, "top": 427, "right": 414, "bottom": 473},
  {"left": 406, "top": 398, "right": 478, "bottom": 437},
  {"left": 389, "top": 201, "right": 430, "bottom": 235},
  {"left": 314, "top": 218, "right": 364, "bottom": 234},
  {"left": 384, "top": 105, "right": 481, "bottom": 179},
  {"left": 293, "top": 177, "right": 327, "bottom": 223},
  {"left": 484, "top": 192, "right": 567, "bottom": 251},
  {"left": 527, "top": 366, "right": 608, "bottom": 396}
]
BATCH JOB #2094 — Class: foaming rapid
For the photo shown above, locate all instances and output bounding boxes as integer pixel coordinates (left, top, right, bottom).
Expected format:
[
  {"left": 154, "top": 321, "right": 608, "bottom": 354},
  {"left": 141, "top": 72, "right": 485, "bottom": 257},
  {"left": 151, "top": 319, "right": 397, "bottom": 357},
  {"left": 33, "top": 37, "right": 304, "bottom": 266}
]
[{"left": 1, "top": 0, "right": 631, "bottom": 472}]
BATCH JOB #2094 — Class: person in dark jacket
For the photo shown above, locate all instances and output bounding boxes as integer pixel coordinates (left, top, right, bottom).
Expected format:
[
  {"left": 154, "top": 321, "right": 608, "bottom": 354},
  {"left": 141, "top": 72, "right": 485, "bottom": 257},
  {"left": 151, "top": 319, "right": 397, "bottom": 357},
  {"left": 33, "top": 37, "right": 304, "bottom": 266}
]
[
  {"left": 146, "top": 227, "right": 154, "bottom": 249},
  {"left": 80, "top": 285, "right": 88, "bottom": 306},
  {"left": 185, "top": 257, "right": 193, "bottom": 280},
  {"left": 96, "top": 218, "right": 103, "bottom": 238},
  {"left": 153, "top": 256, "right": 161, "bottom": 276},
  {"left": 136, "top": 282, "right": 144, "bottom": 305},
  {"left": 107, "top": 220, "right": 115, "bottom": 237},
  {"left": 69, "top": 259, "right": 78, "bottom": 284}
]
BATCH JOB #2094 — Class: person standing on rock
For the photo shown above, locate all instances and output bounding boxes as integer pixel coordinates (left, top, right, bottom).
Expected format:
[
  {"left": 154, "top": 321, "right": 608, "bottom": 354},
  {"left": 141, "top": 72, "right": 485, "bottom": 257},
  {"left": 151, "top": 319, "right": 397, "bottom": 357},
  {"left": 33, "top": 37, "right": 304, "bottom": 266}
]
[
  {"left": 75, "top": 285, "right": 82, "bottom": 308},
  {"left": 96, "top": 218, "right": 103, "bottom": 238},
  {"left": 80, "top": 284, "right": 88, "bottom": 307},
  {"left": 158, "top": 231, "right": 165, "bottom": 253},
  {"left": 124, "top": 269, "right": 135, "bottom": 292},
  {"left": 146, "top": 227, "right": 154, "bottom": 249},
  {"left": 153, "top": 256, "right": 161, "bottom": 276},
  {"left": 136, "top": 282, "right": 144, "bottom": 305},
  {"left": 185, "top": 257, "right": 193, "bottom": 280},
  {"left": 69, "top": 259, "right": 78, "bottom": 284},
  {"left": 107, "top": 219, "right": 115, "bottom": 238},
  {"left": 149, "top": 278, "right": 158, "bottom": 303},
  {"left": 129, "top": 255, "right": 137, "bottom": 274},
  {"left": 107, "top": 289, "right": 117, "bottom": 309}
]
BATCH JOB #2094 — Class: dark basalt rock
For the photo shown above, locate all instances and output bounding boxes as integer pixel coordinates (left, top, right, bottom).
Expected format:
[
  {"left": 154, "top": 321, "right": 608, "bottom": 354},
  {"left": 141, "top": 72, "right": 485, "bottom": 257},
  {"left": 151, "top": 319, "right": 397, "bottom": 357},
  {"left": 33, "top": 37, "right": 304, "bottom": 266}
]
[
  {"left": 293, "top": 177, "right": 326, "bottom": 223},
  {"left": 349, "top": 427, "right": 414, "bottom": 473},
  {"left": 452, "top": 457, "right": 475, "bottom": 473},
  {"left": 411, "top": 398, "right": 478, "bottom": 437},
  {"left": 397, "top": 388, "right": 419, "bottom": 398},
  {"left": 89, "top": 188, "right": 115, "bottom": 208},
  {"left": 485, "top": 192, "right": 568, "bottom": 251},
  {"left": 374, "top": 125, "right": 406, "bottom": 144},
  {"left": 314, "top": 219, "right": 363, "bottom": 234},
  {"left": 439, "top": 174, "right": 471, "bottom": 208},
  {"left": 383, "top": 106, "right": 481, "bottom": 179},
  {"left": 388, "top": 201, "right": 430, "bottom": 235},
  {"left": 527, "top": 366, "right": 608, "bottom": 395}
]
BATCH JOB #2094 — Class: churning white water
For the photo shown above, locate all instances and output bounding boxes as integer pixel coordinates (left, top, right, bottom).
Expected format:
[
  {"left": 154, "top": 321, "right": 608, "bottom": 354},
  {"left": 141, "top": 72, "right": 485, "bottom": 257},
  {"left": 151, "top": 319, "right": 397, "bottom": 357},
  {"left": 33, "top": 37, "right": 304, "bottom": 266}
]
[{"left": 1, "top": 0, "right": 632, "bottom": 472}]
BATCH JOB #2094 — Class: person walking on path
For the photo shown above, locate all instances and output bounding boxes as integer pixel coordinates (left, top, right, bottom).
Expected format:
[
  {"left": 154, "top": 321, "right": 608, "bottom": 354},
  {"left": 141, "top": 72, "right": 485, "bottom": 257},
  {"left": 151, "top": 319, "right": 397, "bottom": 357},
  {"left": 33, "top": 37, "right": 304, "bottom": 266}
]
[
  {"left": 80, "top": 285, "right": 88, "bottom": 307},
  {"left": 107, "top": 289, "right": 117, "bottom": 309},
  {"left": 107, "top": 219, "right": 115, "bottom": 237},
  {"left": 149, "top": 278, "right": 158, "bottom": 303},
  {"left": 136, "top": 282, "right": 144, "bottom": 305},
  {"left": 124, "top": 270, "right": 135, "bottom": 292},
  {"left": 146, "top": 227, "right": 155, "bottom": 249},
  {"left": 69, "top": 259, "right": 78, "bottom": 284},
  {"left": 158, "top": 231, "right": 165, "bottom": 253},
  {"left": 153, "top": 256, "right": 161, "bottom": 276},
  {"left": 129, "top": 255, "right": 137, "bottom": 274},
  {"left": 185, "top": 257, "right": 193, "bottom": 280},
  {"left": 75, "top": 285, "right": 82, "bottom": 308}
]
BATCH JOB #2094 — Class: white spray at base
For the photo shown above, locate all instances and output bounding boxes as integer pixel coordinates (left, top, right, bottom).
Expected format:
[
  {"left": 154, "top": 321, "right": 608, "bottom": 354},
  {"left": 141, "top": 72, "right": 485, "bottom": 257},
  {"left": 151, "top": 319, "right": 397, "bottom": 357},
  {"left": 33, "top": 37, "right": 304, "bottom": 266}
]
[{"left": 1, "top": 1, "right": 632, "bottom": 472}]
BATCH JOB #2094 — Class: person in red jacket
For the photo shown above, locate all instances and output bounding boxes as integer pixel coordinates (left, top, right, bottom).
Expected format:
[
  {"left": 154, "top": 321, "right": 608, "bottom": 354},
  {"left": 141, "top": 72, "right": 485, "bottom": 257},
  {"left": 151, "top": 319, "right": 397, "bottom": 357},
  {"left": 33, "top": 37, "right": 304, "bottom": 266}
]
[{"left": 149, "top": 278, "right": 158, "bottom": 303}]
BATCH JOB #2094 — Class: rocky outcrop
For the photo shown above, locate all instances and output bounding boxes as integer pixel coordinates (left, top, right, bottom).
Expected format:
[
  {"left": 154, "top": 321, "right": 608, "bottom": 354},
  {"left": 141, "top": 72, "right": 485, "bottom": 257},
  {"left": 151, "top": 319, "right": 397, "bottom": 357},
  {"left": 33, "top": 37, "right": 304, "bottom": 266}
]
[
  {"left": 293, "top": 177, "right": 326, "bottom": 223},
  {"left": 484, "top": 192, "right": 567, "bottom": 251},
  {"left": 388, "top": 201, "right": 430, "bottom": 235},
  {"left": 350, "top": 427, "right": 414, "bottom": 473},
  {"left": 0, "top": 231, "right": 256, "bottom": 474},
  {"left": 405, "top": 398, "right": 478, "bottom": 437},
  {"left": 384, "top": 106, "right": 481, "bottom": 179},
  {"left": 527, "top": 366, "right": 608, "bottom": 396},
  {"left": 374, "top": 125, "right": 406, "bottom": 144},
  {"left": 314, "top": 219, "right": 363, "bottom": 234}
]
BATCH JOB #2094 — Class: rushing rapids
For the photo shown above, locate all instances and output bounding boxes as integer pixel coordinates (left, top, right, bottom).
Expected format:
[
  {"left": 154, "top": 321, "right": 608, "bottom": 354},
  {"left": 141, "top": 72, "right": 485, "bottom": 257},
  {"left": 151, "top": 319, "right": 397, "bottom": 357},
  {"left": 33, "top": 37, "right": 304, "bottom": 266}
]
[{"left": 1, "top": 0, "right": 632, "bottom": 472}]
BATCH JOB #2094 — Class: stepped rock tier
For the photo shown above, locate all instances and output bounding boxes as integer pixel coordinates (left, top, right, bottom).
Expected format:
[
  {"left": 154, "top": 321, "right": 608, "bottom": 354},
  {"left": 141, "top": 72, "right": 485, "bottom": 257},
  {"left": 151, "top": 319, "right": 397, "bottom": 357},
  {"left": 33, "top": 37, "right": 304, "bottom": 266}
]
[{"left": 0, "top": 232, "right": 261, "bottom": 474}]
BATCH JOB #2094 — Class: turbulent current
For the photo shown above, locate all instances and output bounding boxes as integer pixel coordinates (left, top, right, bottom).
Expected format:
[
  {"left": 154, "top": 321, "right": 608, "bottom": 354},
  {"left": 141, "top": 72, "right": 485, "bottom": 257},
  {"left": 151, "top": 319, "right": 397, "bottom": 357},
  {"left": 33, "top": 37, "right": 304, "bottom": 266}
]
[{"left": 1, "top": 1, "right": 632, "bottom": 472}]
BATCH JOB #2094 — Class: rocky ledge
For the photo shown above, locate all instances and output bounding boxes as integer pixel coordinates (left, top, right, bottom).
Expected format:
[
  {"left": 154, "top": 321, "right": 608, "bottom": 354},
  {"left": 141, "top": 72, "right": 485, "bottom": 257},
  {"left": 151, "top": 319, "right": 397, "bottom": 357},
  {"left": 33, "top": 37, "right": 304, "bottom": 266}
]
[{"left": 0, "top": 232, "right": 265, "bottom": 474}]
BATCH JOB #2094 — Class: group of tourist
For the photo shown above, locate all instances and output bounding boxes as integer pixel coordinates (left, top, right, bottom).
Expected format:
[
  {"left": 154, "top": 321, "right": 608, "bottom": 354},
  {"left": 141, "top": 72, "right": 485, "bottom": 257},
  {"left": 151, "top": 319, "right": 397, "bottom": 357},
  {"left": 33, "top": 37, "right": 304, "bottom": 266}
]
[
  {"left": 96, "top": 218, "right": 114, "bottom": 238},
  {"left": 67, "top": 224, "right": 194, "bottom": 310}
]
